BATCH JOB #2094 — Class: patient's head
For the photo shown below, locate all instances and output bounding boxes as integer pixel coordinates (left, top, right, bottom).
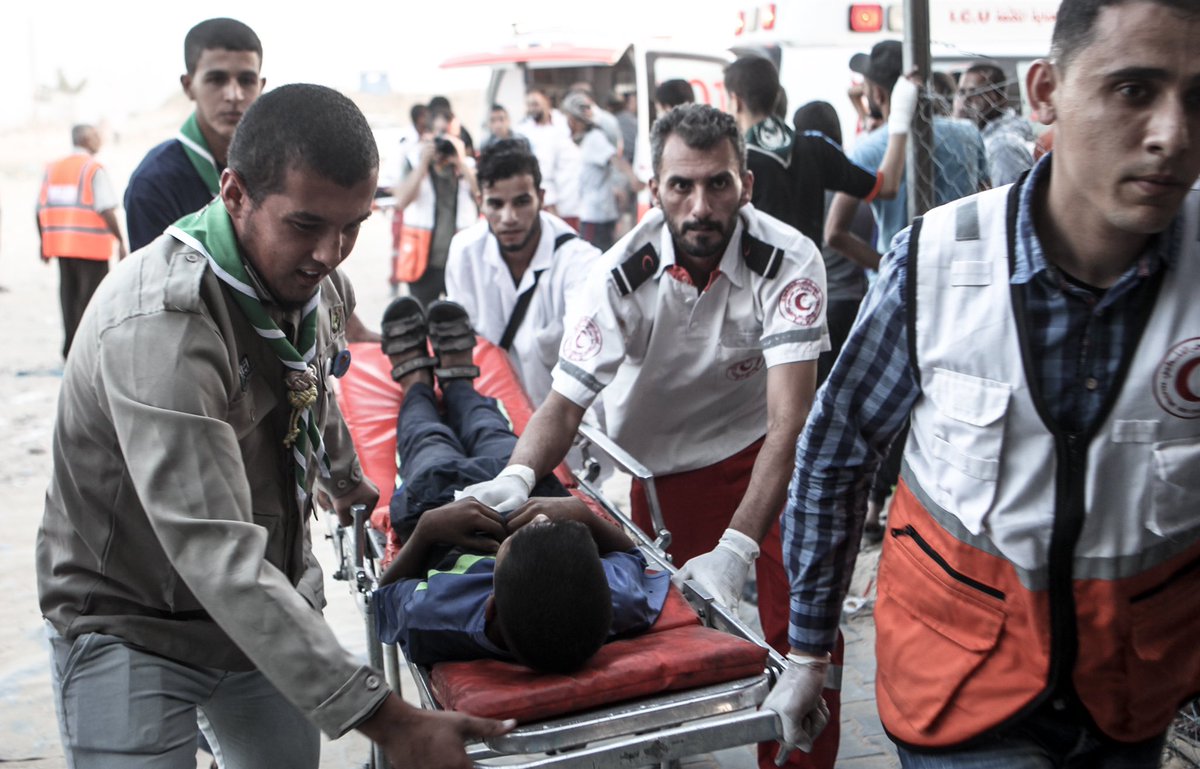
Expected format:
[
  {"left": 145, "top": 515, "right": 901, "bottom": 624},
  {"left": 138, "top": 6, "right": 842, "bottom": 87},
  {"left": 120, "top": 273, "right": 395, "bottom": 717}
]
[{"left": 492, "top": 519, "right": 613, "bottom": 673}]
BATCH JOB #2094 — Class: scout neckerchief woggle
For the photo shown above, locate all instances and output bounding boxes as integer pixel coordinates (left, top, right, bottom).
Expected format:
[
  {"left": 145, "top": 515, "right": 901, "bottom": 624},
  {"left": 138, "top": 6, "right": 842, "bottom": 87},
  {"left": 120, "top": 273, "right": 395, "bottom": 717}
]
[
  {"left": 176, "top": 114, "right": 222, "bottom": 196},
  {"left": 167, "top": 200, "right": 331, "bottom": 509}
]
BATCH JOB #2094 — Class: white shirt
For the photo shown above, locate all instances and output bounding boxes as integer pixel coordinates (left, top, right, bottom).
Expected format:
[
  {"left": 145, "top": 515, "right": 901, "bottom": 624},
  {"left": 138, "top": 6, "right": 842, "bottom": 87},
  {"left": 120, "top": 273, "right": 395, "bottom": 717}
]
[
  {"left": 515, "top": 117, "right": 578, "bottom": 212},
  {"left": 445, "top": 212, "right": 600, "bottom": 405},
  {"left": 578, "top": 128, "right": 618, "bottom": 223},
  {"left": 552, "top": 204, "right": 829, "bottom": 475}
]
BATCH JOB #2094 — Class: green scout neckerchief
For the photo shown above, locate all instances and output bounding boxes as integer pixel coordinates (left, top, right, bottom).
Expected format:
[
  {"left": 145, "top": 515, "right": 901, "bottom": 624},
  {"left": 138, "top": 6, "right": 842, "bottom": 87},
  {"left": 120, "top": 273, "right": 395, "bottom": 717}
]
[
  {"left": 166, "top": 201, "right": 330, "bottom": 509},
  {"left": 746, "top": 114, "right": 795, "bottom": 166},
  {"left": 176, "top": 114, "right": 222, "bottom": 196}
]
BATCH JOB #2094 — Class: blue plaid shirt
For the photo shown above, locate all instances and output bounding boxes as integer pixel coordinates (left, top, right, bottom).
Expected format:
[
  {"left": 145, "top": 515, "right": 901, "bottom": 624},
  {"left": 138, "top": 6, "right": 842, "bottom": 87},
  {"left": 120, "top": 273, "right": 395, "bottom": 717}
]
[{"left": 782, "top": 155, "right": 1181, "bottom": 653}]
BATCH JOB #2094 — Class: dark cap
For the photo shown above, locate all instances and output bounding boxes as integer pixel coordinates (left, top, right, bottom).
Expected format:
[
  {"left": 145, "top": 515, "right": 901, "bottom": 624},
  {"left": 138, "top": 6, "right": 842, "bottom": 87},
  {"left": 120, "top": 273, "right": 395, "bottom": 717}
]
[{"left": 849, "top": 40, "right": 902, "bottom": 91}]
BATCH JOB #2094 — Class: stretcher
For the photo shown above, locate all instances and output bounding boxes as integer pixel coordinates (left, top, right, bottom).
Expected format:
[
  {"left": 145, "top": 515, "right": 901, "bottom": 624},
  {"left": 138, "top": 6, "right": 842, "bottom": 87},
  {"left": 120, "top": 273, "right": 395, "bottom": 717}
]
[{"left": 327, "top": 340, "right": 788, "bottom": 769}]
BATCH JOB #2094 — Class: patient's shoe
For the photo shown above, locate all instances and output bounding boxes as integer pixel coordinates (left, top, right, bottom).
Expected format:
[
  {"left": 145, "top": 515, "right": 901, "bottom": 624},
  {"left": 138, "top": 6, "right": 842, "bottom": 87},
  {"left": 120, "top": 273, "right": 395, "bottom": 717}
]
[
  {"left": 380, "top": 296, "right": 437, "bottom": 384},
  {"left": 427, "top": 300, "right": 479, "bottom": 382}
]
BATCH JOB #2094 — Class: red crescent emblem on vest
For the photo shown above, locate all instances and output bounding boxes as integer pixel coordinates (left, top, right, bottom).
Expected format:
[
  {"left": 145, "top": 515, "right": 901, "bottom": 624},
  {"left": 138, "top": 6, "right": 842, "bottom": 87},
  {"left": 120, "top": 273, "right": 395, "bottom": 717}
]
[
  {"left": 779, "top": 278, "right": 823, "bottom": 327},
  {"left": 1154, "top": 337, "right": 1200, "bottom": 419},
  {"left": 1175, "top": 358, "right": 1200, "bottom": 403}
]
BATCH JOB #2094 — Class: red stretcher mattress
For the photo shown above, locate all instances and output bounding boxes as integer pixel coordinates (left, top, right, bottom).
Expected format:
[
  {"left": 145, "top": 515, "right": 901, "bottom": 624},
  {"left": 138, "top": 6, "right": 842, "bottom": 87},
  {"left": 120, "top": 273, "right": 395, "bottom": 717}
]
[
  {"left": 335, "top": 339, "right": 769, "bottom": 722},
  {"left": 430, "top": 586, "right": 769, "bottom": 722}
]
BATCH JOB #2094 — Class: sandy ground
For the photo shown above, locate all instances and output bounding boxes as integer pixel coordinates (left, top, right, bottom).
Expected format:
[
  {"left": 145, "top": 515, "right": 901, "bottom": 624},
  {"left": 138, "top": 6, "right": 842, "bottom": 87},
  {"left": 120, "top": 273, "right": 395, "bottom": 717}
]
[{"left": 0, "top": 97, "right": 437, "bottom": 767}]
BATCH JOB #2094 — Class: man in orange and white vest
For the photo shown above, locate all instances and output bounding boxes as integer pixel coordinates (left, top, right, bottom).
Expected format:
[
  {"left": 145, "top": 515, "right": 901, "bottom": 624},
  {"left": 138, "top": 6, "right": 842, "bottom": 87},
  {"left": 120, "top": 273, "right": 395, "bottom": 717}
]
[
  {"left": 775, "top": 0, "right": 1200, "bottom": 767},
  {"left": 37, "top": 124, "right": 126, "bottom": 357}
]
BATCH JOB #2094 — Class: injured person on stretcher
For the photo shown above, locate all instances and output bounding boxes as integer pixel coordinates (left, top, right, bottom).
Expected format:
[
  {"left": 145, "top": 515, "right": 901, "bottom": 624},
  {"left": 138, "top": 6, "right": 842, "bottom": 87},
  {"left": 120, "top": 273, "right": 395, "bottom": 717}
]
[
  {"left": 373, "top": 296, "right": 668, "bottom": 674},
  {"left": 375, "top": 496, "right": 669, "bottom": 672},
  {"left": 331, "top": 297, "right": 818, "bottom": 767}
]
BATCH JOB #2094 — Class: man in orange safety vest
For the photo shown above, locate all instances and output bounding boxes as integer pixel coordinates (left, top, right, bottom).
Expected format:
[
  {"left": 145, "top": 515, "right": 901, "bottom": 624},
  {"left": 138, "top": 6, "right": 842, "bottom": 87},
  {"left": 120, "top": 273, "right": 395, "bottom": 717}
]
[{"left": 37, "top": 124, "right": 126, "bottom": 357}]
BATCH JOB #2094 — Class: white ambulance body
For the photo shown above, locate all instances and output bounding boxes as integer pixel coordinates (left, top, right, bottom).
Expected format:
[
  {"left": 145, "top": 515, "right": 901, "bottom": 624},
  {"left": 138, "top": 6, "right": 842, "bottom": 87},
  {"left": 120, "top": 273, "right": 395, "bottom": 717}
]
[{"left": 442, "top": 40, "right": 732, "bottom": 191}]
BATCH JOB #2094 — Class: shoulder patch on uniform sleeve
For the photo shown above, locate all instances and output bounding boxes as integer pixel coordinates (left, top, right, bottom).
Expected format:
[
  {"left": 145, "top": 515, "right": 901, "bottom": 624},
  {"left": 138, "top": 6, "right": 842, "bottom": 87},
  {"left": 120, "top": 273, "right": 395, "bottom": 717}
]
[
  {"left": 741, "top": 231, "right": 783, "bottom": 278},
  {"left": 610, "top": 242, "right": 659, "bottom": 296}
]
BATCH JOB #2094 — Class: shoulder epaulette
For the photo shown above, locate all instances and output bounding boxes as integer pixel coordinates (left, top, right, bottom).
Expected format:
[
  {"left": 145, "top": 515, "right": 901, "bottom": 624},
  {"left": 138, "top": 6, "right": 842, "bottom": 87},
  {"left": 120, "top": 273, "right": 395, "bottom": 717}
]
[
  {"left": 741, "top": 231, "right": 783, "bottom": 278},
  {"left": 553, "top": 232, "right": 577, "bottom": 250},
  {"left": 610, "top": 242, "right": 659, "bottom": 296},
  {"left": 162, "top": 243, "right": 209, "bottom": 314}
]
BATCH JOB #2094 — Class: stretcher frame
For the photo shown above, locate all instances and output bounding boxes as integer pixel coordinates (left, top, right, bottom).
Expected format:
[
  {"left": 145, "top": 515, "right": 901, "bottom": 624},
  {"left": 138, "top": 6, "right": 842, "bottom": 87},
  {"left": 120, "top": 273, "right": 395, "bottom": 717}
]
[{"left": 326, "top": 378, "right": 788, "bottom": 769}]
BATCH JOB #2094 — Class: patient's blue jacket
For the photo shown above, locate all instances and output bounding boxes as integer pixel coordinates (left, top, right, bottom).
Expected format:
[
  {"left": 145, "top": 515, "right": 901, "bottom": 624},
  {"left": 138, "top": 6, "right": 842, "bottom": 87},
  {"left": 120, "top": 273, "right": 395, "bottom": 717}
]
[{"left": 375, "top": 548, "right": 669, "bottom": 666}]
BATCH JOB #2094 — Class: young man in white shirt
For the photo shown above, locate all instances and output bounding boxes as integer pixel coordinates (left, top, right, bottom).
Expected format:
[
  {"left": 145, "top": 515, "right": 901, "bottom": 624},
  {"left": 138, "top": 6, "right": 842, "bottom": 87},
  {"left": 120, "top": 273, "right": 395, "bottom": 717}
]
[{"left": 445, "top": 139, "right": 599, "bottom": 405}]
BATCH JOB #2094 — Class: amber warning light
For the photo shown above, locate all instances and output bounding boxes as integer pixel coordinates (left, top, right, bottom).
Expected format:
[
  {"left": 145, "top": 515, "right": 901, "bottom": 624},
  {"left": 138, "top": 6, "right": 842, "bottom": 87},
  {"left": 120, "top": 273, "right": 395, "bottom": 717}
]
[{"left": 849, "top": 4, "right": 885, "bottom": 32}]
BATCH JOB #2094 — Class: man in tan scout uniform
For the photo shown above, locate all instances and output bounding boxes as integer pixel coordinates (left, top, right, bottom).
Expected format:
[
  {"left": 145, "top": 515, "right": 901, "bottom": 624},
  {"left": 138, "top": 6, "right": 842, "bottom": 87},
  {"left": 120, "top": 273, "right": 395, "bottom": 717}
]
[{"left": 37, "top": 84, "right": 510, "bottom": 769}]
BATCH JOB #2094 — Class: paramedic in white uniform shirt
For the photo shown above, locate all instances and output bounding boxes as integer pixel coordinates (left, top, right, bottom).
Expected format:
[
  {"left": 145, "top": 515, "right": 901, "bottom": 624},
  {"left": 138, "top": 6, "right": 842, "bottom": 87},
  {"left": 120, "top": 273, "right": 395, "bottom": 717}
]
[
  {"left": 445, "top": 138, "right": 599, "bottom": 405},
  {"left": 463, "top": 103, "right": 839, "bottom": 769}
]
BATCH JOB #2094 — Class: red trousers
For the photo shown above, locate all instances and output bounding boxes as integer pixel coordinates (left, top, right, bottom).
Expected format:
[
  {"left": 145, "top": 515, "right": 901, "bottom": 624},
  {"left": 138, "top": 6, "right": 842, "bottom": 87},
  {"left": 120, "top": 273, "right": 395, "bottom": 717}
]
[{"left": 631, "top": 438, "right": 842, "bottom": 769}]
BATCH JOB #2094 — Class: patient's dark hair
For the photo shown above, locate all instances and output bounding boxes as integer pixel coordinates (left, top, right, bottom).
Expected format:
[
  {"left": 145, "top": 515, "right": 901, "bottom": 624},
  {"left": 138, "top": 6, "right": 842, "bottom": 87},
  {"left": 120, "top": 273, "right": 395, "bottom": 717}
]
[{"left": 493, "top": 521, "right": 612, "bottom": 673}]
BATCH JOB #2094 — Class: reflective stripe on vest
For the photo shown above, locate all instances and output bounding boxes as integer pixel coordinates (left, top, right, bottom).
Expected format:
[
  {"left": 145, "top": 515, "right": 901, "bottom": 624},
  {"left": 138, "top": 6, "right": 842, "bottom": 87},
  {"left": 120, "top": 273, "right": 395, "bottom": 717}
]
[
  {"left": 38, "top": 154, "right": 113, "bottom": 260},
  {"left": 874, "top": 182, "right": 1200, "bottom": 748}
]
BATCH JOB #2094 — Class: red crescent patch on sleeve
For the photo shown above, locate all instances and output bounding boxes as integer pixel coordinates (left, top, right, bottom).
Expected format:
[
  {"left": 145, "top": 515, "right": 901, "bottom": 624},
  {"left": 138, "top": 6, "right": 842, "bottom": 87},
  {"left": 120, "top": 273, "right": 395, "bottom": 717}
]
[
  {"left": 562, "top": 317, "right": 603, "bottom": 362},
  {"left": 779, "top": 278, "right": 824, "bottom": 327}
]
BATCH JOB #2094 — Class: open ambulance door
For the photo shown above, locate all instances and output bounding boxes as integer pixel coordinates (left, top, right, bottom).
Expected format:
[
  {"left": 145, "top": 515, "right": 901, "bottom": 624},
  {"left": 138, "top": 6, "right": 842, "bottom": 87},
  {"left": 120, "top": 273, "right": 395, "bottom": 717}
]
[{"left": 443, "top": 42, "right": 732, "bottom": 218}]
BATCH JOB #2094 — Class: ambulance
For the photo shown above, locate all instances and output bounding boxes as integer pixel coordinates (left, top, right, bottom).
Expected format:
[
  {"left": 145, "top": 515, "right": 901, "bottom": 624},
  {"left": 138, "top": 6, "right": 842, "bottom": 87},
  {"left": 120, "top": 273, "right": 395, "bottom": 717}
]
[
  {"left": 441, "top": 39, "right": 733, "bottom": 189},
  {"left": 730, "top": 0, "right": 1060, "bottom": 142}
]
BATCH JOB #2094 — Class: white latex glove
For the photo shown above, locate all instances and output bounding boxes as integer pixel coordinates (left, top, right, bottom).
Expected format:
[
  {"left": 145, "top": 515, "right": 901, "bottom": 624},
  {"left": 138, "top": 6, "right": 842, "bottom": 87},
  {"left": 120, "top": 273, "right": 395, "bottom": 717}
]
[
  {"left": 762, "top": 653, "right": 831, "bottom": 763},
  {"left": 670, "top": 528, "right": 759, "bottom": 611},
  {"left": 888, "top": 77, "right": 920, "bottom": 136},
  {"left": 456, "top": 464, "right": 535, "bottom": 513}
]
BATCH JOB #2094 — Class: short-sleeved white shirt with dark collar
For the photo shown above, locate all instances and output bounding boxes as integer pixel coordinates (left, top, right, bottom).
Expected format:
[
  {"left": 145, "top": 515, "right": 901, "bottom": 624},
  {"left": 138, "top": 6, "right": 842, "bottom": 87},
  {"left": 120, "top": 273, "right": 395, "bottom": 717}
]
[
  {"left": 445, "top": 211, "right": 600, "bottom": 406},
  {"left": 551, "top": 203, "right": 829, "bottom": 475}
]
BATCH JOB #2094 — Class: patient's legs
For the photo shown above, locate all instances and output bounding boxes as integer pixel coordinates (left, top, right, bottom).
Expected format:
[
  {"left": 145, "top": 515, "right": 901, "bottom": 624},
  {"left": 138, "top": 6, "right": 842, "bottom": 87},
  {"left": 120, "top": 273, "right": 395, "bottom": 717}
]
[
  {"left": 395, "top": 382, "right": 469, "bottom": 482},
  {"left": 440, "top": 380, "right": 518, "bottom": 463}
]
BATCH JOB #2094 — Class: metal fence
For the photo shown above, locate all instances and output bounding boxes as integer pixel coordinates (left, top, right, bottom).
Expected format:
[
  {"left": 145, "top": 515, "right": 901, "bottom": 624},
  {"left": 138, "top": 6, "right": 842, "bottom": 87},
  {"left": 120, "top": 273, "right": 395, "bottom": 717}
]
[
  {"left": 903, "top": 0, "right": 935, "bottom": 219},
  {"left": 900, "top": 0, "right": 1020, "bottom": 220}
]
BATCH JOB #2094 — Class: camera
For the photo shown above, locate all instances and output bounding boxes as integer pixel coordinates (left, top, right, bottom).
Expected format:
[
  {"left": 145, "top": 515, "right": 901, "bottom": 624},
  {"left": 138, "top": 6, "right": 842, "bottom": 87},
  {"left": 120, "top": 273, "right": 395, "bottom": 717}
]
[{"left": 433, "top": 134, "right": 456, "bottom": 156}]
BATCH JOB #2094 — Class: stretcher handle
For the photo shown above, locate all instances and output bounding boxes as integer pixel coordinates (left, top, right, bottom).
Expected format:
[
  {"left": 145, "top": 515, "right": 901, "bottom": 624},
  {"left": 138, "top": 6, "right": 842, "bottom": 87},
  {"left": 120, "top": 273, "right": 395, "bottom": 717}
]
[
  {"left": 677, "top": 580, "right": 789, "bottom": 675},
  {"left": 473, "top": 708, "right": 782, "bottom": 769},
  {"left": 575, "top": 421, "right": 670, "bottom": 551},
  {"left": 350, "top": 503, "right": 369, "bottom": 570}
]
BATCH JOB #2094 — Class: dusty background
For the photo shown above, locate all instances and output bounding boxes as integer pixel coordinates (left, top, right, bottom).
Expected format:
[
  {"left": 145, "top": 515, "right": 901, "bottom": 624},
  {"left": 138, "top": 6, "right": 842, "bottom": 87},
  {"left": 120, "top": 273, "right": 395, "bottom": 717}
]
[{"left": 0, "top": 92, "right": 469, "bottom": 767}]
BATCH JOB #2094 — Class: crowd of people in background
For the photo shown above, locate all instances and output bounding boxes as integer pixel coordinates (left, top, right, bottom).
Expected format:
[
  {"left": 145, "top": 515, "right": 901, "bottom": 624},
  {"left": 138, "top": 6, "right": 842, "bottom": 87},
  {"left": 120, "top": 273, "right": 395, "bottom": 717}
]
[
  {"left": 377, "top": 48, "right": 1040, "bottom": 340},
  {"left": 35, "top": 2, "right": 1200, "bottom": 768}
]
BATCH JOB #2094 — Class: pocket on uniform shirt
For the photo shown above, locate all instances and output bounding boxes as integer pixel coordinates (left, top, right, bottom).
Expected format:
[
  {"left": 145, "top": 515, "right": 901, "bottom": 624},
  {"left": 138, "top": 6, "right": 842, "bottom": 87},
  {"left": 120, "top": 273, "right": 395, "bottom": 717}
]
[
  {"left": 536, "top": 320, "right": 565, "bottom": 369},
  {"left": 227, "top": 372, "right": 276, "bottom": 441},
  {"left": 715, "top": 329, "right": 766, "bottom": 385},
  {"left": 922, "top": 367, "right": 1011, "bottom": 534},
  {"left": 1148, "top": 434, "right": 1200, "bottom": 539},
  {"left": 227, "top": 372, "right": 285, "bottom": 527}
]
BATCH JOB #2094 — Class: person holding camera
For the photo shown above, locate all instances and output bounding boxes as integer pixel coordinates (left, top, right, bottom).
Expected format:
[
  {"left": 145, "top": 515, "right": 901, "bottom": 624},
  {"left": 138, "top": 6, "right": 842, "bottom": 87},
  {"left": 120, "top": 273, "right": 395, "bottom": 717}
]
[{"left": 394, "top": 108, "right": 479, "bottom": 306}]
